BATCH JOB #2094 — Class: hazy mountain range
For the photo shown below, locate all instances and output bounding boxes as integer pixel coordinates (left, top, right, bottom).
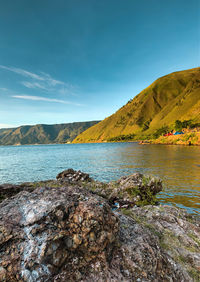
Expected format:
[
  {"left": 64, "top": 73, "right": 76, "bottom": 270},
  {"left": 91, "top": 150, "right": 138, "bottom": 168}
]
[{"left": 0, "top": 121, "right": 100, "bottom": 145}]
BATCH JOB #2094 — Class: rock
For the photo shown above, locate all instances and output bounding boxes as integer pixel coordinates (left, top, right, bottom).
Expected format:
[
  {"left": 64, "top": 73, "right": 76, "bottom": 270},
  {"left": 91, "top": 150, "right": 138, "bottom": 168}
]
[
  {"left": 0, "top": 184, "right": 22, "bottom": 202},
  {"left": 120, "top": 205, "right": 200, "bottom": 281},
  {"left": 116, "top": 172, "right": 162, "bottom": 196},
  {"left": 0, "top": 184, "right": 36, "bottom": 203},
  {"left": 0, "top": 170, "right": 199, "bottom": 281},
  {"left": 56, "top": 168, "right": 92, "bottom": 183},
  {"left": 55, "top": 206, "right": 200, "bottom": 281},
  {"left": 0, "top": 184, "right": 119, "bottom": 281},
  {"left": 87, "top": 173, "right": 163, "bottom": 208}
]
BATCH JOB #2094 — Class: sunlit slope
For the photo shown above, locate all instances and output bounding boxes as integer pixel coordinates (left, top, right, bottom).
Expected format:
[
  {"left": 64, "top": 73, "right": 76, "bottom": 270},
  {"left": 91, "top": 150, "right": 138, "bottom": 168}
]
[{"left": 73, "top": 68, "right": 200, "bottom": 143}]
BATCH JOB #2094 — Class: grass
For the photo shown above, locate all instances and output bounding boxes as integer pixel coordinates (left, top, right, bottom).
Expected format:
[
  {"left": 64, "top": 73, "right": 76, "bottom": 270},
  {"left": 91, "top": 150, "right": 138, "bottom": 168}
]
[
  {"left": 142, "top": 175, "right": 151, "bottom": 186},
  {"left": 143, "top": 223, "right": 162, "bottom": 238},
  {"left": 188, "top": 268, "right": 200, "bottom": 281},
  {"left": 188, "top": 233, "right": 200, "bottom": 247},
  {"left": 73, "top": 67, "right": 200, "bottom": 143},
  {"left": 108, "top": 134, "right": 135, "bottom": 142},
  {"left": 124, "top": 181, "right": 158, "bottom": 206},
  {"left": 125, "top": 186, "right": 140, "bottom": 197},
  {"left": 121, "top": 209, "right": 143, "bottom": 224}
]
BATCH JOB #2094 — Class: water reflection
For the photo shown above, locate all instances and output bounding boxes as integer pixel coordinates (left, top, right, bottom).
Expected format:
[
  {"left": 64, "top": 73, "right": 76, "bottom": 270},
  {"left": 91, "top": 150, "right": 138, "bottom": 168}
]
[
  {"left": 110, "top": 144, "right": 200, "bottom": 214},
  {"left": 0, "top": 143, "right": 199, "bottom": 214}
]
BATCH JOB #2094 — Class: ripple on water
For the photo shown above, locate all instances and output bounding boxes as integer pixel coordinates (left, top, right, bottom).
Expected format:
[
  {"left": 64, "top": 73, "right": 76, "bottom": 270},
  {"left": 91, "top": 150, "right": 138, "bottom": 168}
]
[{"left": 0, "top": 143, "right": 199, "bottom": 215}]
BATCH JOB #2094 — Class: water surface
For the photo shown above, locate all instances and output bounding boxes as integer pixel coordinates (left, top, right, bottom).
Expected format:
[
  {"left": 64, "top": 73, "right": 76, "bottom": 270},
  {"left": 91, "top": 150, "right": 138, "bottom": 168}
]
[{"left": 0, "top": 143, "right": 199, "bottom": 215}]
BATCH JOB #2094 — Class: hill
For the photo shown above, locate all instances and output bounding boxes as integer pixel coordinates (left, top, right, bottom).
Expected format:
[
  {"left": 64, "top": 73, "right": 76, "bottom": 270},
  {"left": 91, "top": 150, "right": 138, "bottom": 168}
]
[
  {"left": 73, "top": 67, "right": 200, "bottom": 143},
  {"left": 0, "top": 121, "right": 100, "bottom": 145}
]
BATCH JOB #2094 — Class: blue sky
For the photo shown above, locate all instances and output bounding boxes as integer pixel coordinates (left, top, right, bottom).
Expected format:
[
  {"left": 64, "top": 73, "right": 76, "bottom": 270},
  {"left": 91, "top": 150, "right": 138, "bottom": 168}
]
[{"left": 0, "top": 0, "right": 199, "bottom": 128}]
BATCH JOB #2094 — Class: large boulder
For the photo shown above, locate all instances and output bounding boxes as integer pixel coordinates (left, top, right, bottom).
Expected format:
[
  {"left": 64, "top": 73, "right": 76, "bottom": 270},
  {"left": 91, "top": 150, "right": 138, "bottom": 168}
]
[
  {"left": 0, "top": 170, "right": 199, "bottom": 281},
  {"left": 115, "top": 206, "right": 200, "bottom": 281},
  {"left": 0, "top": 185, "right": 118, "bottom": 281}
]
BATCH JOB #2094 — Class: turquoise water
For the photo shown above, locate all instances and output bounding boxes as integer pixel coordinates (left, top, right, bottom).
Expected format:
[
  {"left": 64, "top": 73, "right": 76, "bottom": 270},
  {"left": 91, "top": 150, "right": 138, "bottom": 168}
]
[{"left": 0, "top": 142, "right": 199, "bottom": 214}]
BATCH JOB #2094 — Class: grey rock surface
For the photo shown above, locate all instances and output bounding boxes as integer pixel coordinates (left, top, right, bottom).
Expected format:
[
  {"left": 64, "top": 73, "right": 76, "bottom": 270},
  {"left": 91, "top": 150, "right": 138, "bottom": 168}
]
[{"left": 0, "top": 169, "right": 199, "bottom": 281}]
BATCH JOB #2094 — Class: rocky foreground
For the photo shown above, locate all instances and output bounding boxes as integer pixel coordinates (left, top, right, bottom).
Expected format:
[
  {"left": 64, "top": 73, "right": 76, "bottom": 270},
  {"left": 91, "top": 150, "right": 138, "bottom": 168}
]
[{"left": 0, "top": 169, "right": 199, "bottom": 281}]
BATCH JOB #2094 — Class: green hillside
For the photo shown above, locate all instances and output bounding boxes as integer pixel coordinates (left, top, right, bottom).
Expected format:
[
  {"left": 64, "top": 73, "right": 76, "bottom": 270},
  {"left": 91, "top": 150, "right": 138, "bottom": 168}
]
[
  {"left": 73, "top": 67, "right": 200, "bottom": 143},
  {"left": 0, "top": 121, "right": 100, "bottom": 145}
]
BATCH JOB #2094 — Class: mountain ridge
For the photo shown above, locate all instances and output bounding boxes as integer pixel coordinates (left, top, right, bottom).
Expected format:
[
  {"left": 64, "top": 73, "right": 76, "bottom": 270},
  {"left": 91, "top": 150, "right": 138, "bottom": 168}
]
[{"left": 0, "top": 121, "right": 100, "bottom": 145}]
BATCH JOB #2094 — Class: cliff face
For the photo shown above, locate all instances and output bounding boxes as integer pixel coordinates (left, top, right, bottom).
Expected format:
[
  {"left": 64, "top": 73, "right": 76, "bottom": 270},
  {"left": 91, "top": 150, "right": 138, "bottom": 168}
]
[
  {"left": 73, "top": 67, "right": 200, "bottom": 143},
  {"left": 0, "top": 169, "right": 199, "bottom": 281}
]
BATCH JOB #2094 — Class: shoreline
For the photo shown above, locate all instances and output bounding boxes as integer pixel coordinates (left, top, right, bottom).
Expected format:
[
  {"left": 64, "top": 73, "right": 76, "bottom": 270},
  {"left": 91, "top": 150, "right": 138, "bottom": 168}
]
[
  {"left": 141, "top": 132, "right": 200, "bottom": 146},
  {"left": 1, "top": 140, "right": 199, "bottom": 146},
  {"left": 1, "top": 131, "right": 200, "bottom": 147},
  {"left": 139, "top": 140, "right": 200, "bottom": 146}
]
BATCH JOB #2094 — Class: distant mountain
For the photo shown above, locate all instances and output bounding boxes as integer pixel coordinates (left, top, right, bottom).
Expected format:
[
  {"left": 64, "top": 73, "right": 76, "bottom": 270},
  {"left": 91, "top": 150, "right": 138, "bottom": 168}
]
[
  {"left": 73, "top": 67, "right": 200, "bottom": 143},
  {"left": 0, "top": 121, "right": 100, "bottom": 145}
]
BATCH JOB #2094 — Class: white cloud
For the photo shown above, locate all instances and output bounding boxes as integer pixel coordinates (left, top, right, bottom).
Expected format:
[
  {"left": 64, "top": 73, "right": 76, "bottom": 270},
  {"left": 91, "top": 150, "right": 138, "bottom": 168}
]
[
  {"left": 0, "top": 65, "right": 44, "bottom": 81},
  {"left": 12, "top": 95, "right": 82, "bottom": 106},
  {"left": 21, "top": 81, "right": 49, "bottom": 91},
  {"left": 0, "top": 65, "right": 76, "bottom": 95},
  {"left": 40, "top": 72, "right": 65, "bottom": 86}
]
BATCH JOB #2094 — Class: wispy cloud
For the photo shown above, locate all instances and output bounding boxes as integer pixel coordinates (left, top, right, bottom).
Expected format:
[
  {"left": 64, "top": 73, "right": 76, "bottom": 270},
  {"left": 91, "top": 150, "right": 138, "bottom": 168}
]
[
  {"left": 21, "top": 81, "right": 49, "bottom": 91},
  {"left": 0, "top": 65, "right": 44, "bottom": 81},
  {"left": 40, "top": 72, "right": 66, "bottom": 86},
  {"left": 12, "top": 95, "right": 82, "bottom": 106},
  {"left": 0, "top": 65, "right": 76, "bottom": 95},
  {"left": 0, "top": 87, "right": 9, "bottom": 92}
]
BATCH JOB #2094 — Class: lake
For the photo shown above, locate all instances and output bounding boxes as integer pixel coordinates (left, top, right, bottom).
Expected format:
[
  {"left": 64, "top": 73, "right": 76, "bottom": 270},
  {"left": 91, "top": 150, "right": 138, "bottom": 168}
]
[{"left": 0, "top": 142, "right": 199, "bottom": 215}]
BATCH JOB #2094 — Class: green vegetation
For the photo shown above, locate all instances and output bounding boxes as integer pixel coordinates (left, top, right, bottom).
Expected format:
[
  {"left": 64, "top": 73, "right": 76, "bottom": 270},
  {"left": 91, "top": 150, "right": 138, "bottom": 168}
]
[
  {"left": 142, "top": 175, "right": 151, "bottom": 186},
  {"left": 73, "top": 67, "right": 200, "bottom": 143},
  {"left": 108, "top": 133, "right": 135, "bottom": 142},
  {"left": 175, "top": 120, "right": 190, "bottom": 131},
  {"left": 150, "top": 119, "right": 200, "bottom": 139},
  {"left": 152, "top": 126, "right": 169, "bottom": 138},
  {"left": 0, "top": 121, "right": 100, "bottom": 145},
  {"left": 124, "top": 176, "right": 158, "bottom": 206},
  {"left": 125, "top": 186, "right": 140, "bottom": 197},
  {"left": 188, "top": 268, "right": 200, "bottom": 281},
  {"left": 190, "top": 122, "right": 200, "bottom": 129},
  {"left": 142, "top": 119, "right": 152, "bottom": 131},
  {"left": 136, "top": 194, "right": 157, "bottom": 207},
  {"left": 188, "top": 233, "right": 200, "bottom": 247},
  {"left": 143, "top": 223, "right": 162, "bottom": 238},
  {"left": 121, "top": 209, "right": 143, "bottom": 223}
]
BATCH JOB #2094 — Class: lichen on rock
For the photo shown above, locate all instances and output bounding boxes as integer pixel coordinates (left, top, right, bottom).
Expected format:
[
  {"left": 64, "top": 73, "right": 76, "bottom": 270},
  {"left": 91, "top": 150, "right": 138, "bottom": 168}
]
[{"left": 84, "top": 172, "right": 162, "bottom": 208}]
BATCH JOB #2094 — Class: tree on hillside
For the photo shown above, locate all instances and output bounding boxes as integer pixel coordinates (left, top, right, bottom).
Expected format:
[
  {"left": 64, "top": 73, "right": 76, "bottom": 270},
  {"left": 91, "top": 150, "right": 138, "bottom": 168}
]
[
  {"left": 175, "top": 120, "right": 192, "bottom": 131},
  {"left": 175, "top": 120, "right": 183, "bottom": 131}
]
